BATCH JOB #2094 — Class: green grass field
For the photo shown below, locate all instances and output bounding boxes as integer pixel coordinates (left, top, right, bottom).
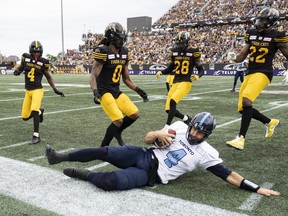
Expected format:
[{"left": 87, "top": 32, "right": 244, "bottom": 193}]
[{"left": 0, "top": 74, "right": 287, "bottom": 216}]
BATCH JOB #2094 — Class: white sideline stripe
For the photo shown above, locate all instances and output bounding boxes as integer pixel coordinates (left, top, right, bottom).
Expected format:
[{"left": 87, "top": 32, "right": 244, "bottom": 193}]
[
  {"left": 86, "top": 162, "right": 110, "bottom": 171},
  {"left": 0, "top": 141, "right": 31, "bottom": 150},
  {"left": 238, "top": 182, "right": 274, "bottom": 211},
  {"left": 0, "top": 156, "right": 248, "bottom": 216},
  {"left": 27, "top": 148, "right": 76, "bottom": 162}
]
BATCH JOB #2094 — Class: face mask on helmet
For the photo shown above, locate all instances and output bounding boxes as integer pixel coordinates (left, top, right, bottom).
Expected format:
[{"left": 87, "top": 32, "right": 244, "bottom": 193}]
[
  {"left": 186, "top": 112, "right": 216, "bottom": 145},
  {"left": 254, "top": 7, "right": 279, "bottom": 33},
  {"left": 105, "top": 22, "right": 127, "bottom": 49},
  {"left": 175, "top": 31, "right": 190, "bottom": 51},
  {"left": 29, "top": 41, "right": 43, "bottom": 60}
]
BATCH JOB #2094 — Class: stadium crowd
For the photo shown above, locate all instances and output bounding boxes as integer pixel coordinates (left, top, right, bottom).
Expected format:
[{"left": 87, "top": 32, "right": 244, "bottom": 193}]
[{"left": 49, "top": 0, "right": 287, "bottom": 73}]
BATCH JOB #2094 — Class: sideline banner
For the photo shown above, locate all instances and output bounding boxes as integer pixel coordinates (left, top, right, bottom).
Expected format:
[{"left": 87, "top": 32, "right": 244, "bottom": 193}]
[{"left": 128, "top": 69, "right": 287, "bottom": 76}]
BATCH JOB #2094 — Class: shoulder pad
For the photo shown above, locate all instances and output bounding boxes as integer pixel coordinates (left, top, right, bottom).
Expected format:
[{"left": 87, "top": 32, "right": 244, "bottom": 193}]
[
  {"left": 93, "top": 45, "right": 108, "bottom": 62},
  {"left": 94, "top": 45, "right": 109, "bottom": 54},
  {"left": 22, "top": 53, "right": 31, "bottom": 58}
]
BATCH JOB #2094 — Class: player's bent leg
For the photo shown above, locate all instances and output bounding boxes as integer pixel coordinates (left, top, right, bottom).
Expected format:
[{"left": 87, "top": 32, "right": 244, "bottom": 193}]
[
  {"left": 114, "top": 167, "right": 148, "bottom": 190},
  {"left": 45, "top": 144, "right": 69, "bottom": 164},
  {"left": 63, "top": 167, "right": 91, "bottom": 181},
  {"left": 88, "top": 171, "right": 117, "bottom": 191}
]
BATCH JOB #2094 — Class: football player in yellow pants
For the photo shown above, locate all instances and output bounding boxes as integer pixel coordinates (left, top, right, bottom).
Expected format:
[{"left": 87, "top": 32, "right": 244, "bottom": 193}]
[
  {"left": 89, "top": 22, "right": 148, "bottom": 147},
  {"left": 226, "top": 8, "right": 288, "bottom": 150},
  {"left": 14, "top": 41, "right": 64, "bottom": 144}
]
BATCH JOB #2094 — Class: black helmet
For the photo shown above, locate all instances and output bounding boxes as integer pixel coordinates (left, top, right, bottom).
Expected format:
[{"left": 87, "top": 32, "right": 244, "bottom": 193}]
[
  {"left": 29, "top": 40, "right": 43, "bottom": 57},
  {"left": 254, "top": 7, "right": 279, "bottom": 33},
  {"left": 104, "top": 22, "right": 127, "bottom": 49},
  {"left": 174, "top": 31, "right": 190, "bottom": 51},
  {"left": 186, "top": 112, "right": 216, "bottom": 145}
]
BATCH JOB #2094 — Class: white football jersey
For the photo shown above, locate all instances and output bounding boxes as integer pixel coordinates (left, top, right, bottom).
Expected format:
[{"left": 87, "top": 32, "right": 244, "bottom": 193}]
[{"left": 152, "top": 121, "right": 223, "bottom": 184}]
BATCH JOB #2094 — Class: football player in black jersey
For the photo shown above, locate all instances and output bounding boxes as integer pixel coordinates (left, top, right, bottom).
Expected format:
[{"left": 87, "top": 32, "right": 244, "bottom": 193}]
[
  {"left": 226, "top": 7, "right": 288, "bottom": 150},
  {"left": 89, "top": 22, "right": 148, "bottom": 147},
  {"left": 155, "top": 31, "right": 205, "bottom": 127},
  {"left": 14, "top": 41, "right": 64, "bottom": 144}
]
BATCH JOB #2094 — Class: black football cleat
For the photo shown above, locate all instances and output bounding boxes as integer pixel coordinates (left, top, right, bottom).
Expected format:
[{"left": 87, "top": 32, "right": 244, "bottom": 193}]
[
  {"left": 184, "top": 115, "right": 192, "bottom": 125},
  {"left": 45, "top": 144, "right": 67, "bottom": 165},
  {"left": 63, "top": 167, "right": 91, "bottom": 181},
  {"left": 31, "top": 136, "right": 41, "bottom": 144},
  {"left": 39, "top": 108, "right": 45, "bottom": 123}
]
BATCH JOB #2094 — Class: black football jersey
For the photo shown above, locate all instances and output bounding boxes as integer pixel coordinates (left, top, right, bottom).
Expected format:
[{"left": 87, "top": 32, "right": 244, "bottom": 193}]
[
  {"left": 93, "top": 45, "right": 129, "bottom": 97},
  {"left": 245, "top": 29, "right": 288, "bottom": 80},
  {"left": 164, "top": 47, "right": 201, "bottom": 83},
  {"left": 20, "top": 53, "right": 50, "bottom": 90}
]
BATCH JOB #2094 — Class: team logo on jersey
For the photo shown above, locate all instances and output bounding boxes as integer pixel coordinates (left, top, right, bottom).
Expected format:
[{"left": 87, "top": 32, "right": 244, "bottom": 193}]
[
  {"left": 186, "top": 52, "right": 192, "bottom": 56},
  {"left": 263, "top": 37, "right": 272, "bottom": 41},
  {"left": 249, "top": 35, "right": 257, "bottom": 40},
  {"left": 108, "top": 54, "right": 115, "bottom": 59}
]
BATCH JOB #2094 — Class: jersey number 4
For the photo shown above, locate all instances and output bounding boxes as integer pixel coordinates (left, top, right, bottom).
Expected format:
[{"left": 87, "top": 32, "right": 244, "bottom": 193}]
[
  {"left": 164, "top": 149, "right": 187, "bottom": 168},
  {"left": 27, "top": 68, "right": 35, "bottom": 82}
]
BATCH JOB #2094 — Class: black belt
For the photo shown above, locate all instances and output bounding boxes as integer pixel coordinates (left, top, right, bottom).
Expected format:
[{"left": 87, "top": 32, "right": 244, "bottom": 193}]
[{"left": 147, "top": 150, "right": 160, "bottom": 186}]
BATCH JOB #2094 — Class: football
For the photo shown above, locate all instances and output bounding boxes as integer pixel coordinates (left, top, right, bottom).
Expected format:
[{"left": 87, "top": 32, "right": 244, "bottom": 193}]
[
  {"left": 154, "top": 128, "right": 176, "bottom": 148},
  {"left": 168, "top": 128, "right": 176, "bottom": 137}
]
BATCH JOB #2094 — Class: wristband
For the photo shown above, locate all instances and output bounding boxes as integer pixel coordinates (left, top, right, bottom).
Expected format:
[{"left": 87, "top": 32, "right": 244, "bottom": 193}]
[{"left": 240, "top": 179, "right": 260, "bottom": 192}]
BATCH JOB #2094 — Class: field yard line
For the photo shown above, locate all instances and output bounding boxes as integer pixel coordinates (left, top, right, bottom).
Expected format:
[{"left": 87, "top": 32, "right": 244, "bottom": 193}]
[
  {"left": 0, "top": 156, "right": 248, "bottom": 216},
  {"left": 238, "top": 182, "right": 274, "bottom": 211},
  {"left": 217, "top": 102, "right": 288, "bottom": 128},
  {"left": 0, "top": 141, "right": 31, "bottom": 150},
  {"left": 27, "top": 148, "right": 76, "bottom": 162}
]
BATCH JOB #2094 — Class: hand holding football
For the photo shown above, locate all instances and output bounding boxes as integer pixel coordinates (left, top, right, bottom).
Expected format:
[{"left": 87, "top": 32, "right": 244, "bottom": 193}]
[{"left": 154, "top": 128, "right": 176, "bottom": 148}]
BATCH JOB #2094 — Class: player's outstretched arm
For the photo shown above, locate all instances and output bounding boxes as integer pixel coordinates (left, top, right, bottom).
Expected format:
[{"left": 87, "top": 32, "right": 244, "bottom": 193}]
[{"left": 226, "top": 171, "right": 280, "bottom": 196}]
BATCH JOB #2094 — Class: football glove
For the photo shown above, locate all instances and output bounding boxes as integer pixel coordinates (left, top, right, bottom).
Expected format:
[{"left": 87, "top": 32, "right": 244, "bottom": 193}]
[
  {"left": 191, "top": 75, "right": 200, "bottom": 81},
  {"left": 93, "top": 89, "right": 101, "bottom": 104},
  {"left": 155, "top": 71, "right": 162, "bottom": 79},
  {"left": 13, "top": 69, "right": 22, "bottom": 76},
  {"left": 135, "top": 87, "right": 149, "bottom": 102},
  {"left": 54, "top": 89, "right": 65, "bottom": 97}
]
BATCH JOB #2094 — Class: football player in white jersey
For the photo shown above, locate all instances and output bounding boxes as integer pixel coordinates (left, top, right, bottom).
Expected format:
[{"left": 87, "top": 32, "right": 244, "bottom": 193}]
[{"left": 45, "top": 112, "right": 279, "bottom": 196}]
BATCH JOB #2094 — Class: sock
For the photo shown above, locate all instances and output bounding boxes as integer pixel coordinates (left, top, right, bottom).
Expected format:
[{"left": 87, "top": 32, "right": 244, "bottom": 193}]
[
  {"left": 174, "top": 110, "right": 184, "bottom": 119},
  {"left": 101, "top": 124, "right": 115, "bottom": 147},
  {"left": 119, "top": 116, "right": 136, "bottom": 133},
  {"left": 239, "top": 106, "right": 253, "bottom": 137},
  {"left": 166, "top": 100, "right": 177, "bottom": 125},
  {"left": 32, "top": 111, "right": 40, "bottom": 133},
  {"left": 101, "top": 123, "right": 123, "bottom": 146},
  {"left": 252, "top": 108, "right": 270, "bottom": 124},
  {"left": 33, "top": 132, "right": 39, "bottom": 137}
]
